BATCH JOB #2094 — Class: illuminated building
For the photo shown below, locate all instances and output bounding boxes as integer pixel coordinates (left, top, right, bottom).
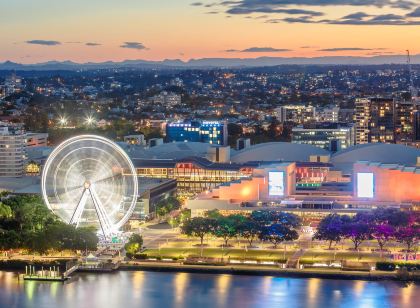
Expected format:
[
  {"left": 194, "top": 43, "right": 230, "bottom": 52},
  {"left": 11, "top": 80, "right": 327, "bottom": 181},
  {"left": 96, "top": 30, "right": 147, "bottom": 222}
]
[
  {"left": 369, "top": 98, "right": 395, "bottom": 143},
  {"left": 133, "top": 157, "right": 254, "bottom": 194},
  {"left": 124, "top": 134, "right": 145, "bottom": 146},
  {"left": 26, "top": 132, "right": 48, "bottom": 148},
  {"left": 187, "top": 144, "right": 420, "bottom": 217},
  {"left": 25, "top": 161, "right": 41, "bottom": 175},
  {"left": 0, "top": 124, "right": 26, "bottom": 177},
  {"left": 315, "top": 106, "right": 340, "bottom": 122},
  {"left": 355, "top": 98, "right": 399, "bottom": 144},
  {"left": 354, "top": 161, "right": 420, "bottom": 203},
  {"left": 355, "top": 98, "right": 370, "bottom": 144},
  {"left": 291, "top": 122, "right": 355, "bottom": 151},
  {"left": 133, "top": 155, "right": 337, "bottom": 196},
  {"left": 395, "top": 101, "right": 416, "bottom": 143},
  {"left": 275, "top": 105, "right": 316, "bottom": 124},
  {"left": 166, "top": 120, "right": 228, "bottom": 145}
]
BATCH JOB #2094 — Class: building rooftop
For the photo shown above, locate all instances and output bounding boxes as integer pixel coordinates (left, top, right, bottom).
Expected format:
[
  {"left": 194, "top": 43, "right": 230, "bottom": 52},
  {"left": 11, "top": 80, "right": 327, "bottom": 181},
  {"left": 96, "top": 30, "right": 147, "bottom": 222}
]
[
  {"left": 122, "top": 142, "right": 215, "bottom": 160},
  {"left": 231, "top": 142, "right": 329, "bottom": 163},
  {"left": 331, "top": 143, "right": 420, "bottom": 173}
]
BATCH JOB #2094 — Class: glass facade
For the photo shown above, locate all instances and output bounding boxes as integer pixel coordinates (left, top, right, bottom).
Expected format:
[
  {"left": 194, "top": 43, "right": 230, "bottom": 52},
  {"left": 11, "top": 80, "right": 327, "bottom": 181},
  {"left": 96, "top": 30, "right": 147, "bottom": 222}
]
[
  {"left": 292, "top": 123, "right": 355, "bottom": 150},
  {"left": 166, "top": 120, "right": 227, "bottom": 145},
  {"left": 136, "top": 162, "right": 253, "bottom": 195}
]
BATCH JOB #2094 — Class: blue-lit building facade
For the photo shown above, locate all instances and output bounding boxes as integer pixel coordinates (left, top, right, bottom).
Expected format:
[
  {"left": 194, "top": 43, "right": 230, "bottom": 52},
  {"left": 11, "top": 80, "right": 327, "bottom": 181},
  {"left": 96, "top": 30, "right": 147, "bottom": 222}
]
[{"left": 166, "top": 120, "right": 228, "bottom": 145}]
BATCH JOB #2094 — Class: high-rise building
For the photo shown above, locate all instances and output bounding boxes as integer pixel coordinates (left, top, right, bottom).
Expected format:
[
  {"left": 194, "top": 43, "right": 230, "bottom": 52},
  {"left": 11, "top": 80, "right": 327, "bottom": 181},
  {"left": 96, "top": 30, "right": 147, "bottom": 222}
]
[
  {"left": 275, "top": 105, "right": 316, "bottom": 124},
  {"left": 369, "top": 98, "right": 395, "bottom": 143},
  {"left": 394, "top": 101, "right": 419, "bottom": 143},
  {"left": 0, "top": 124, "right": 26, "bottom": 177},
  {"left": 291, "top": 122, "right": 355, "bottom": 150},
  {"left": 355, "top": 98, "right": 397, "bottom": 144},
  {"left": 316, "top": 106, "right": 340, "bottom": 122},
  {"left": 166, "top": 120, "right": 228, "bottom": 145},
  {"left": 355, "top": 98, "right": 370, "bottom": 144}
]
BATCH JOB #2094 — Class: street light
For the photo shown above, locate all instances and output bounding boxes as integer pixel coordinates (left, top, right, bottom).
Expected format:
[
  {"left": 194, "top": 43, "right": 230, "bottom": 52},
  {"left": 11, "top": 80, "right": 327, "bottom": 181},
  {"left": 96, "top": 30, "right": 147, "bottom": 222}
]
[
  {"left": 59, "top": 116, "right": 68, "bottom": 126},
  {"left": 85, "top": 116, "right": 95, "bottom": 126}
]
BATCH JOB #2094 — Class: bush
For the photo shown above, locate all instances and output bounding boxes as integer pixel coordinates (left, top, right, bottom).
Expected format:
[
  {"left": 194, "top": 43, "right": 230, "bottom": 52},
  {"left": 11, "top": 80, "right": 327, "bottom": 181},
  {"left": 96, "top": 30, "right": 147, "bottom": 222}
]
[
  {"left": 376, "top": 262, "right": 419, "bottom": 272},
  {"left": 133, "top": 253, "right": 148, "bottom": 260},
  {"left": 376, "top": 262, "right": 396, "bottom": 271},
  {"left": 396, "top": 262, "right": 419, "bottom": 272}
]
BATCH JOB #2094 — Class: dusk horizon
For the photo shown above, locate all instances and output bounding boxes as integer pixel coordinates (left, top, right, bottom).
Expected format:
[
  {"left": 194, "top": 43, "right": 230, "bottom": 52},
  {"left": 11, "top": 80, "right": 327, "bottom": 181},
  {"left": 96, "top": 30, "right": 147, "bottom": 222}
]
[{"left": 2, "top": 0, "right": 420, "bottom": 63}]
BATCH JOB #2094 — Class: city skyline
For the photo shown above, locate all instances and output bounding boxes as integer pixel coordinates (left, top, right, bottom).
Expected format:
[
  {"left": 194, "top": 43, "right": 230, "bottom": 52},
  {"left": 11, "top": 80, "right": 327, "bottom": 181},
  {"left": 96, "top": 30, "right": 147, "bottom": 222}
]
[{"left": 1, "top": 0, "right": 420, "bottom": 63}]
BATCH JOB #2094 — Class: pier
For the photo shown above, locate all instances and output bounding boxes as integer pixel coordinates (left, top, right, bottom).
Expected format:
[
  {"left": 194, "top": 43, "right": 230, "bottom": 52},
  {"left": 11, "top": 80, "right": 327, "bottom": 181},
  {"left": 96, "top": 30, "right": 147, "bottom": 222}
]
[{"left": 22, "top": 265, "right": 69, "bottom": 282}]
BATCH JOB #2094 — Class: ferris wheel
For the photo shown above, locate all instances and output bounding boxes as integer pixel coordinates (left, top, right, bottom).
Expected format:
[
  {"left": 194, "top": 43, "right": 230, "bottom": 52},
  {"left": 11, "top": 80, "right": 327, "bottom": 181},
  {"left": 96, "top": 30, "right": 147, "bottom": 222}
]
[{"left": 41, "top": 135, "right": 138, "bottom": 236}]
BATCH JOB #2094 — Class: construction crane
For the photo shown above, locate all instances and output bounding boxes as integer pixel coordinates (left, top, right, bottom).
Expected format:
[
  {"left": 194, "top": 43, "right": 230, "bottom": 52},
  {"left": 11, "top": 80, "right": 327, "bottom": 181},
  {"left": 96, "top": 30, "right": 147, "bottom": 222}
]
[{"left": 407, "top": 50, "right": 419, "bottom": 100}]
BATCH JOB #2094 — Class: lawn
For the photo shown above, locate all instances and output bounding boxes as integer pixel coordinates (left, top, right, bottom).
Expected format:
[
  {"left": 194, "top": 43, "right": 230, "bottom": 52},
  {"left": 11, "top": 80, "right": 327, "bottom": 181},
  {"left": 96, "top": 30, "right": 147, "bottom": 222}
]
[{"left": 143, "top": 247, "right": 296, "bottom": 261}]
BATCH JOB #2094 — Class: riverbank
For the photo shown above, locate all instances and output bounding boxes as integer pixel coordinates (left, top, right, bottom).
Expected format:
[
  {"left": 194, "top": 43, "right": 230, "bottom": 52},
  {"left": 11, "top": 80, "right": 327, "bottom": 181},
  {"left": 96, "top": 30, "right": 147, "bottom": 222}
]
[
  {"left": 119, "top": 261, "right": 419, "bottom": 282},
  {"left": 1, "top": 258, "right": 419, "bottom": 282}
]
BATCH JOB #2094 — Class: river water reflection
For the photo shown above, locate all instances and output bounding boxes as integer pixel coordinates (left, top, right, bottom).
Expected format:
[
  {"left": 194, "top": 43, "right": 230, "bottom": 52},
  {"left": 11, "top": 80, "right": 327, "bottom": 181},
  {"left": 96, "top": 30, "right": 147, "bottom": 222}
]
[{"left": 0, "top": 271, "right": 418, "bottom": 308}]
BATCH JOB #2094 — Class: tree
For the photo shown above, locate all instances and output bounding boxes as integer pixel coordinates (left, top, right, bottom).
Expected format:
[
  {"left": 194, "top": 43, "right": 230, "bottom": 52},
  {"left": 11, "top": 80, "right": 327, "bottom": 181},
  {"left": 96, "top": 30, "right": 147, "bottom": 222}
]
[
  {"left": 0, "top": 202, "right": 12, "bottom": 219},
  {"left": 156, "top": 196, "right": 181, "bottom": 219},
  {"left": 259, "top": 224, "right": 299, "bottom": 249},
  {"left": 0, "top": 230, "right": 21, "bottom": 250},
  {"left": 181, "top": 217, "right": 216, "bottom": 246},
  {"left": 212, "top": 215, "right": 245, "bottom": 247},
  {"left": 342, "top": 220, "right": 372, "bottom": 250},
  {"left": 250, "top": 211, "right": 301, "bottom": 229},
  {"left": 313, "top": 214, "right": 345, "bottom": 249},
  {"left": 167, "top": 209, "right": 191, "bottom": 228},
  {"left": 395, "top": 226, "right": 419, "bottom": 256},
  {"left": 205, "top": 209, "right": 223, "bottom": 219},
  {"left": 250, "top": 210, "right": 274, "bottom": 226},
  {"left": 271, "top": 212, "right": 301, "bottom": 229},
  {"left": 372, "top": 224, "right": 395, "bottom": 253},
  {"left": 370, "top": 208, "right": 410, "bottom": 228},
  {"left": 76, "top": 227, "right": 99, "bottom": 251},
  {"left": 238, "top": 220, "right": 261, "bottom": 247},
  {"left": 125, "top": 234, "right": 143, "bottom": 257}
]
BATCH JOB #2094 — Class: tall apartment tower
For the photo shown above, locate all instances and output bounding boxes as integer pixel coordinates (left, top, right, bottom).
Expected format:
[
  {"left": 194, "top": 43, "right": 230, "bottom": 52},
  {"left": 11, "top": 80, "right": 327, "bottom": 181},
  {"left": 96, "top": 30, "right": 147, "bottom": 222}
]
[
  {"left": 369, "top": 98, "right": 395, "bottom": 143},
  {"left": 0, "top": 124, "right": 26, "bottom": 177},
  {"left": 355, "top": 98, "right": 397, "bottom": 144},
  {"left": 355, "top": 98, "right": 370, "bottom": 144},
  {"left": 394, "top": 101, "right": 419, "bottom": 143}
]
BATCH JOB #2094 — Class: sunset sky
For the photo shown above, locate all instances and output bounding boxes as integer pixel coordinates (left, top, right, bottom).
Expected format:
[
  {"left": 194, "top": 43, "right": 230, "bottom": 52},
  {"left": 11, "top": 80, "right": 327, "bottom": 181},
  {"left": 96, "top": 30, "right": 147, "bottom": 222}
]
[{"left": 1, "top": 0, "right": 420, "bottom": 63}]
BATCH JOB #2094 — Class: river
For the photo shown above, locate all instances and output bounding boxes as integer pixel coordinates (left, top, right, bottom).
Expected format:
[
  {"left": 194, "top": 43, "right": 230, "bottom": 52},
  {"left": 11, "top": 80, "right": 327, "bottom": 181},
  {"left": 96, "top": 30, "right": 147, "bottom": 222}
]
[{"left": 0, "top": 271, "right": 418, "bottom": 308}]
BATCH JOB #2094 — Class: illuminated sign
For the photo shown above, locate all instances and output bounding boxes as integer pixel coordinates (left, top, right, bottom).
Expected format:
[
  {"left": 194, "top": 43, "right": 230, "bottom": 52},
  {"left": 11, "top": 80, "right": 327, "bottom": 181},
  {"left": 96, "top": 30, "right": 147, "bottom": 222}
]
[
  {"left": 269, "top": 171, "right": 284, "bottom": 196},
  {"left": 357, "top": 172, "right": 374, "bottom": 198}
]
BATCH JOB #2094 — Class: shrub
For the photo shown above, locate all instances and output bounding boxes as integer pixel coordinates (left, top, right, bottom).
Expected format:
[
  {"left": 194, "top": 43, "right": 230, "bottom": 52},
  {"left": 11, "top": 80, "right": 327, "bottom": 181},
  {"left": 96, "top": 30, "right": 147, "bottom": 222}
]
[
  {"left": 133, "top": 253, "right": 148, "bottom": 260},
  {"left": 376, "top": 262, "right": 396, "bottom": 271},
  {"left": 396, "top": 262, "right": 419, "bottom": 272}
]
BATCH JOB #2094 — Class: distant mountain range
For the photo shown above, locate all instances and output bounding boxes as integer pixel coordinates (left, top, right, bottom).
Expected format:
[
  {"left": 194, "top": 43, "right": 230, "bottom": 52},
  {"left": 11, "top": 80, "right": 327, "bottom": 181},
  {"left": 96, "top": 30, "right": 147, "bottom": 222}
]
[{"left": 1, "top": 55, "right": 419, "bottom": 70}]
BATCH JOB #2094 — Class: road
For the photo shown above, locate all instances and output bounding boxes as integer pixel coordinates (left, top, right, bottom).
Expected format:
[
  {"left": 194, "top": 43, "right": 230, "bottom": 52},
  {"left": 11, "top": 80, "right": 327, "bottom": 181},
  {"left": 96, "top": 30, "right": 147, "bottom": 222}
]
[{"left": 140, "top": 223, "right": 179, "bottom": 249}]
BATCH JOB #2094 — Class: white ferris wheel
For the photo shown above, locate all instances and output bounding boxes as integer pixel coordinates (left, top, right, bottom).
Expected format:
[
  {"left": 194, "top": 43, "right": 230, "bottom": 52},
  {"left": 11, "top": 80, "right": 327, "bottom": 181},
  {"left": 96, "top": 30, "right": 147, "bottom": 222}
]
[{"left": 41, "top": 135, "right": 138, "bottom": 236}]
